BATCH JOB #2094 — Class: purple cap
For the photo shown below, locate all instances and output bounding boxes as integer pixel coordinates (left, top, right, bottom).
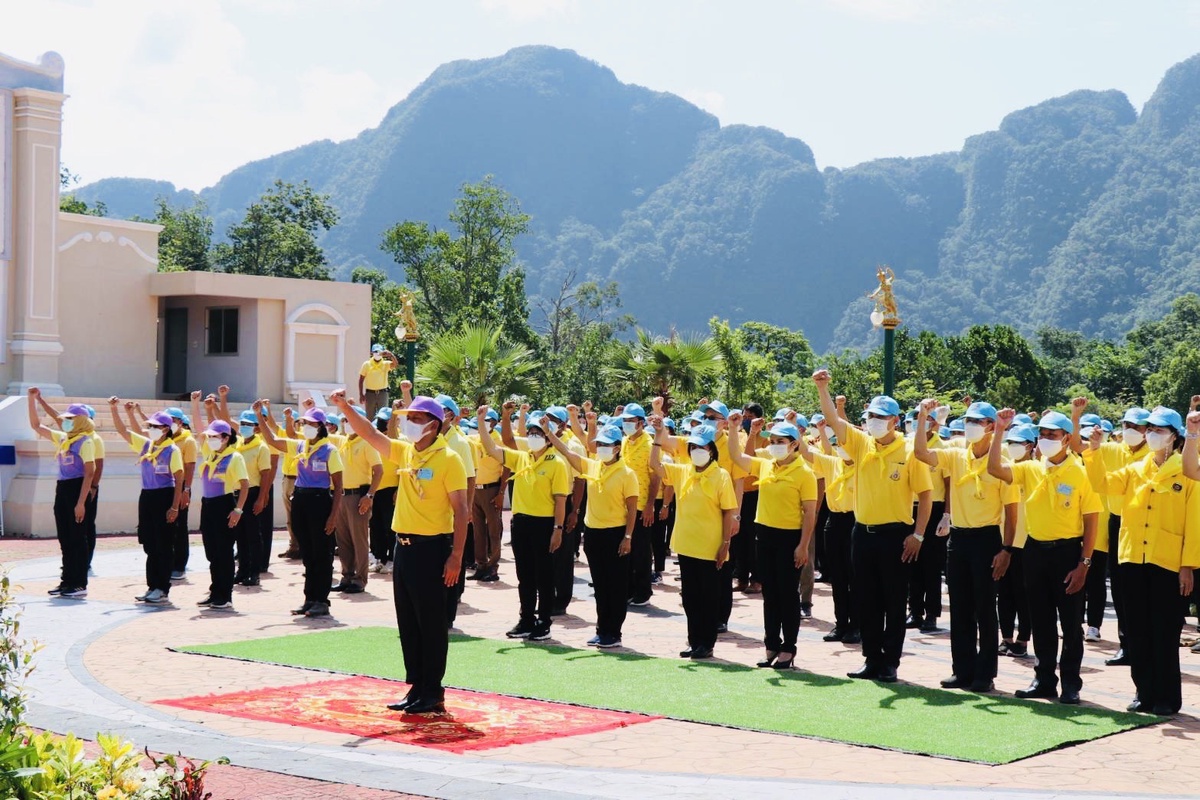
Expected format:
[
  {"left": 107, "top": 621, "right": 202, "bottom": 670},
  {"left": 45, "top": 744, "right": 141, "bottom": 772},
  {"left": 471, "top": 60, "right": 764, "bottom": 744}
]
[
  {"left": 149, "top": 411, "right": 174, "bottom": 427},
  {"left": 61, "top": 403, "right": 90, "bottom": 418},
  {"left": 203, "top": 420, "right": 232, "bottom": 436},
  {"left": 300, "top": 409, "right": 328, "bottom": 424},
  {"left": 397, "top": 396, "right": 445, "bottom": 422}
]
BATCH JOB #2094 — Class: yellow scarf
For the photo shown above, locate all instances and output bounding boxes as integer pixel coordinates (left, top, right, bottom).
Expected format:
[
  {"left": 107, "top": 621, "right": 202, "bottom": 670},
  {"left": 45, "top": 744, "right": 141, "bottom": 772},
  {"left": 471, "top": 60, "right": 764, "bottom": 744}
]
[
  {"left": 57, "top": 432, "right": 88, "bottom": 456},
  {"left": 827, "top": 460, "right": 857, "bottom": 506},
  {"left": 138, "top": 435, "right": 173, "bottom": 464},
  {"left": 513, "top": 446, "right": 555, "bottom": 480},
  {"left": 202, "top": 448, "right": 232, "bottom": 480},
  {"left": 861, "top": 435, "right": 907, "bottom": 477},
  {"left": 682, "top": 463, "right": 721, "bottom": 503},
  {"left": 757, "top": 457, "right": 807, "bottom": 487},
  {"left": 955, "top": 444, "right": 991, "bottom": 499},
  {"left": 399, "top": 435, "right": 448, "bottom": 499},
  {"left": 1026, "top": 456, "right": 1072, "bottom": 506}
]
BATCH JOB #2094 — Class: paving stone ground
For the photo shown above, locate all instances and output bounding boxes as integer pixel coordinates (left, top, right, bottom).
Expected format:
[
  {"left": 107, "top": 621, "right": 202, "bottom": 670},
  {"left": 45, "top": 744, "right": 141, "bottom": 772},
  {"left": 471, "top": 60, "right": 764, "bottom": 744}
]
[{"left": 4, "top": 524, "right": 1200, "bottom": 799}]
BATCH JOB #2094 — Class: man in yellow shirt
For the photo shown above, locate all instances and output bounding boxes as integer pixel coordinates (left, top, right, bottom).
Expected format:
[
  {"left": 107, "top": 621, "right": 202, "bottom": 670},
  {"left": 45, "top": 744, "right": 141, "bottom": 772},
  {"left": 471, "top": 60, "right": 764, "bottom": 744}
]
[
  {"left": 809, "top": 418, "right": 861, "bottom": 644},
  {"left": 618, "top": 402, "right": 661, "bottom": 607},
  {"left": 435, "top": 394, "right": 476, "bottom": 626},
  {"left": 814, "top": 371, "right": 933, "bottom": 683},
  {"left": 468, "top": 409, "right": 509, "bottom": 582},
  {"left": 369, "top": 407, "right": 401, "bottom": 574},
  {"left": 333, "top": 391, "right": 469, "bottom": 715},
  {"left": 334, "top": 405, "right": 384, "bottom": 594},
  {"left": 358, "top": 344, "right": 398, "bottom": 417},
  {"left": 233, "top": 409, "right": 273, "bottom": 588},
  {"left": 908, "top": 410, "right": 948, "bottom": 634},
  {"left": 914, "top": 400, "right": 1018, "bottom": 693},
  {"left": 988, "top": 409, "right": 1100, "bottom": 704}
]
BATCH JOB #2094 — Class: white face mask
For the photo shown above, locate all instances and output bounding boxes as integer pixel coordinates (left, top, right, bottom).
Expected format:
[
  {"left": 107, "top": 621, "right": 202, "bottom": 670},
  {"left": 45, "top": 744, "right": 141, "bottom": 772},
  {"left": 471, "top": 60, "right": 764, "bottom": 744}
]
[
  {"left": 767, "top": 443, "right": 791, "bottom": 461},
  {"left": 622, "top": 421, "right": 639, "bottom": 437},
  {"left": 205, "top": 434, "right": 223, "bottom": 450},
  {"left": 835, "top": 446, "right": 851, "bottom": 461},
  {"left": 466, "top": 428, "right": 480, "bottom": 438},
  {"left": 1038, "top": 437, "right": 1063, "bottom": 459},
  {"left": 401, "top": 419, "right": 430, "bottom": 442},
  {"left": 526, "top": 434, "right": 547, "bottom": 452},
  {"left": 170, "top": 422, "right": 182, "bottom": 435},
  {"left": 864, "top": 418, "right": 891, "bottom": 439},
  {"left": 1123, "top": 429, "right": 1145, "bottom": 448},
  {"left": 302, "top": 424, "right": 321, "bottom": 440},
  {"left": 1005, "top": 442, "right": 1029, "bottom": 461},
  {"left": 1146, "top": 431, "right": 1174, "bottom": 452},
  {"left": 373, "top": 354, "right": 382, "bottom": 361},
  {"left": 690, "top": 448, "right": 712, "bottom": 468},
  {"left": 152, "top": 427, "right": 169, "bottom": 443},
  {"left": 964, "top": 422, "right": 987, "bottom": 443},
  {"left": 596, "top": 445, "right": 616, "bottom": 462}
]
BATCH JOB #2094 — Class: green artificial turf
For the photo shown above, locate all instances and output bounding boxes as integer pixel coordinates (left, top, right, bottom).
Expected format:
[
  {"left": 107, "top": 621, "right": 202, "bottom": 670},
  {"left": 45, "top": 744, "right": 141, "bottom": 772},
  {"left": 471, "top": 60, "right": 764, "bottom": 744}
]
[{"left": 178, "top": 628, "right": 1157, "bottom": 764}]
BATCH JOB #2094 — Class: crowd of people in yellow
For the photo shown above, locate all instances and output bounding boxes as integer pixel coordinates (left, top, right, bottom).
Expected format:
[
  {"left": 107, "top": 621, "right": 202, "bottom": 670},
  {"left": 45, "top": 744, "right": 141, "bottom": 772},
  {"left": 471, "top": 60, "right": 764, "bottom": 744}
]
[{"left": 25, "top": 347, "right": 1200, "bottom": 718}]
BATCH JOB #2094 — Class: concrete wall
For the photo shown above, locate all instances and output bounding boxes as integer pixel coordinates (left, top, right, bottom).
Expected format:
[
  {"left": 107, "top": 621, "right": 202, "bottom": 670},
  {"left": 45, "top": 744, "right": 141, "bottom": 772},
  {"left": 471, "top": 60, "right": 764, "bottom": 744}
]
[{"left": 162, "top": 294, "right": 260, "bottom": 402}]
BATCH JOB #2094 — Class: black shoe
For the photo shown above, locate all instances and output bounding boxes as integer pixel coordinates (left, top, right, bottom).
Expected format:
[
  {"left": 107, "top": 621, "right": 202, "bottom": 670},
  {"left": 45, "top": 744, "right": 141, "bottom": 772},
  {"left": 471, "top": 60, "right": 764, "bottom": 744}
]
[
  {"left": 841, "top": 629, "right": 862, "bottom": 645},
  {"left": 1059, "top": 690, "right": 1081, "bottom": 705},
  {"left": 773, "top": 654, "right": 795, "bottom": 671},
  {"left": 387, "top": 691, "right": 418, "bottom": 712},
  {"left": 679, "top": 647, "right": 696, "bottom": 658},
  {"left": 1126, "top": 699, "right": 1146, "bottom": 713},
  {"left": 822, "top": 628, "right": 843, "bottom": 642},
  {"left": 799, "top": 603, "right": 812, "bottom": 618},
  {"left": 1015, "top": 681, "right": 1057, "bottom": 700},
  {"left": 847, "top": 662, "right": 880, "bottom": 680},
  {"left": 919, "top": 619, "right": 939, "bottom": 633},
  {"left": 940, "top": 675, "right": 970, "bottom": 689},
  {"left": 478, "top": 570, "right": 500, "bottom": 583},
  {"left": 506, "top": 621, "right": 535, "bottom": 639},
  {"left": 47, "top": 584, "right": 65, "bottom": 596},
  {"left": 997, "top": 641, "right": 1011, "bottom": 656},
  {"left": 291, "top": 602, "right": 313, "bottom": 616},
  {"left": 876, "top": 666, "right": 898, "bottom": 683},
  {"left": 341, "top": 584, "right": 365, "bottom": 594},
  {"left": 467, "top": 570, "right": 487, "bottom": 581},
  {"left": 404, "top": 697, "right": 446, "bottom": 715},
  {"left": 551, "top": 606, "right": 568, "bottom": 617},
  {"left": 689, "top": 647, "right": 714, "bottom": 659},
  {"left": 756, "top": 651, "right": 779, "bottom": 668},
  {"left": 529, "top": 622, "right": 552, "bottom": 641},
  {"left": 905, "top": 614, "right": 923, "bottom": 629},
  {"left": 196, "top": 596, "right": 213, "bottom": 607},
  {"left": 1105, "top": 649, "right": 1131, "bottom": 667},
  {"left": 278, "top": 550, "right": 301, "bottom": 559},
  {"left": 237, "top": 576, "right": 260, "bottom": 587},
  {"left": 716, "top": 623, "right": 728, "bottom": 634},
  {"left": 1151, "top": 703, "right": 1178, "bottom": 716},
  {"left": 969, "top": 679, "right": 995, "bottom": 693},
  {"left": 1008, "top": 640, "right": 1028, "bottom": 657},
  {"left": 332, "top": 582, "right": 352, "bottom": 592}
]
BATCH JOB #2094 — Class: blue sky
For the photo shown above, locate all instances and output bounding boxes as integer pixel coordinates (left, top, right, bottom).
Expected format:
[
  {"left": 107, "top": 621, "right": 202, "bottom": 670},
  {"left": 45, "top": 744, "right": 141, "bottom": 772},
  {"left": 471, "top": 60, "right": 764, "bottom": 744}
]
[{"left": 6, "top": 0, "right": 1200, "bottom": 191}]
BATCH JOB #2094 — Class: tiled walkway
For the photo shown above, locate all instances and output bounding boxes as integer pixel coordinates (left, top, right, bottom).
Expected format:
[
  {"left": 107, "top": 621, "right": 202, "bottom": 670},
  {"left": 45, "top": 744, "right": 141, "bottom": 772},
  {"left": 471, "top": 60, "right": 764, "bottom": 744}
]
[{"left": 4, "top": 531, "right": 1200, "bottom": 799}]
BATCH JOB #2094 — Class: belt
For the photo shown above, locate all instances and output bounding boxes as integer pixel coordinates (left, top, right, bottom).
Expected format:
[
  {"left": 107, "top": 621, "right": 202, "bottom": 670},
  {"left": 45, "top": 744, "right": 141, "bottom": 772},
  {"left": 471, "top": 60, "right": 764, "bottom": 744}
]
[
  {"left": 344, "top": 486, "right": 371, "bottom": 496},
  {"left": 395, "top": 532, "right": 450, "bottom": 545},
  {"left": 950, "top": 525, "right": 1001, "bottom": 534},
  {"left": 860, "top": 522, "right": 910, "bottom": 534},
  {"left": 1025, "top": 536, "right": 1082, "bottom": 549},
  {"left": 480, "top": 482, "right": 501, "bottom": 489},
  {"left": 292, "top": 487, "right": 330, "bottom": 497}
]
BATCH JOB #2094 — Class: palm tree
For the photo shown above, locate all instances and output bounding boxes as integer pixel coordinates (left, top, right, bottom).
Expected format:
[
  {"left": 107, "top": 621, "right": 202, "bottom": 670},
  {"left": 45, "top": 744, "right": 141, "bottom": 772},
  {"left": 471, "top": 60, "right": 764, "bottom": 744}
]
[
  {"left": 418, "top": 324, "right": 541, "bottom": 406},
  {"left": 608, "top": 329, "right": 722, "bottom": 415}
]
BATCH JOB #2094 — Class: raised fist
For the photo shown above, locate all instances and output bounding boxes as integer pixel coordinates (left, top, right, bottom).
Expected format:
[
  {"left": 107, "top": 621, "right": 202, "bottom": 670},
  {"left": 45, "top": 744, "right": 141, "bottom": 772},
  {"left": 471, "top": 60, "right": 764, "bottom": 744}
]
[
  {"left": 190, "top": 390, "right": 202, "bottom": 402},
  {"left": 997, "top": 408, "right": 1016, "bottom": 427},
  {"left": 218, "top": 385, "right": 230, "bottom": 397},
  {"left": 107, "top": 396, "right": 120, "bottom": 406},
  {"left": 811, "top": 369, "right": 831, "bottom": 388}
]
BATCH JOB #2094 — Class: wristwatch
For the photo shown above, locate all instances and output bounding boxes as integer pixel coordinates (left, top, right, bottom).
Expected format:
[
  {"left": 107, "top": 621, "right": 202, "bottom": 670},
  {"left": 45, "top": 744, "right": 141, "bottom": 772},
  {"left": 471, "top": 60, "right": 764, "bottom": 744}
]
[
  {"left": 733, "top": 514, "right": 741, "bottom": 522},
  {"left": 1003, "top": 545, "right": 1016, "bottom": 554},
  {"left": 1082, "top": 556, "right": 1092, "bottom": 567},
  {"left": 913, "top": 533, "right": 925, "bottom": 543},
  {"left": 366, "top": 493, "right": 375, "bottom": 499},
  {"left": 553, "top": 524, "right": 564, "bottom": 530}
]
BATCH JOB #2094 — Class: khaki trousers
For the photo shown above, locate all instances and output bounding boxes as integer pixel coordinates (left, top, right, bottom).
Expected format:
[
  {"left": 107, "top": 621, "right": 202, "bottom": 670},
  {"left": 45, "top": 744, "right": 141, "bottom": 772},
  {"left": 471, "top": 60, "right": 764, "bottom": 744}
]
[{"left": 336, "top": 490, "right": 372, "bottom": 588}]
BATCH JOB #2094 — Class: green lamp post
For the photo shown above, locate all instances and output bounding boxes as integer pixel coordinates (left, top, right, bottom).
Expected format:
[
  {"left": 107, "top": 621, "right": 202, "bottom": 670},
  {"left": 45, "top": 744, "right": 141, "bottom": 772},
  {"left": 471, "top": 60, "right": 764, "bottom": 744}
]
[{"left": 869, "top": 266, "right": 900, "bottom": 398}]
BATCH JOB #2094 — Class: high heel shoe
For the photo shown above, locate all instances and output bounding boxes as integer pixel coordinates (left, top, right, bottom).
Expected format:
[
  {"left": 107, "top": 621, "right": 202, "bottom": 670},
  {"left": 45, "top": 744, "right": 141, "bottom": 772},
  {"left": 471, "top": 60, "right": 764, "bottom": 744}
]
[
  {"left": 773, "top": 652, "right": 795, "bottom": 670},
  {"left": 756, "top": 651, "right": 779, "bottom": 668}
]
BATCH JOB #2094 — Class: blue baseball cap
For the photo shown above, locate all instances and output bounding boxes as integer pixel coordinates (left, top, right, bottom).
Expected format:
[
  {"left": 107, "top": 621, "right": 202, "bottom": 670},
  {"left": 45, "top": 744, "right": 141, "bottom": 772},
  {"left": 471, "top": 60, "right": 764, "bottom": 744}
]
[
  {"left": 811, "top": 413, "right": 825, "bottom": 425},
  {"left": 867, "top": 395, "right": 901, "bottom": 417},
  {"left": 1146, "top": 406, "right": 1185, "bottom": 437},
  {"left": 1101, "top": 420, "right": 1114, "bottom": 433},
  {"left": 164, "top": 407, "right": 185, "bottom": 420},
  {"left": 349, "top": 405, "right": 366, "bottom": 418},
  {"left": 767, "top": 422, "right": 801, "bottom": 441},
  {"left": 1004, "top": 423, "right": 1038, "bottom": 444},
  {"left": 463, "top": 418, "right": 479, "bottom": 430},
  {"left": 687, "top": 424, "right": 717, "bottom": 447},
  {"left": 325, "top": 413, "right": 343, "bottom": 426},
  {"left": 238, "top": 410, "right": 258, "bottom": 425},
  {"left": 1038, "top": 411, "right": 1074, "bottom": 434},
  {"left": 543, "top": 405, "right": 569, "bottom": 424},
  {"left": 949, "top": 418, "right": 965, "bottom": 433},
  {"left": 793, "top": 414, "right": 810, "bottom": 429},
  {"left": 964, "top": 402, "right": 998, "bottom": 422},
  {"left": 376, "top": 407, "right": 392, "bottom": 421},
  {"left": 699, "top": 400, "right": 729, "bottom": 419},
  {"left": 434, "top": 394, "right": 461, "bottom": 417},
  {"left": 1013, "top": 413, "right": 1034, "bottom": 426},
  {"left": 181, "top": 414, "right": 192, "bottom": 428},
  {"left": 773, "top": 407, "right": 794, "bottom": 421},
  {"left": 939, "top": 426, "right": 951, "bottom": 440},
  {"left": 621, "top": 403, "right": 647, "bottom": 420},
  {"left": 663, "top": 418, "right": 676, "bottom": 431},
  {"left": 595, "top": 425, "right": 625, "bottom": 445},
  {"left": 484, "top": 408, "right": 499, "bottom": 422},
  {"left": 1122, "top": 407, "right": 1151, "bottom": 426},
  {"left": 1079, "top": 413, "right": 1103, "bottom": 427},
  {"left": 526, "top": 412, "right": 548, "bottom": 431},
  {"left": 371, "top": 343, "right": 384, "bottom": 353}
]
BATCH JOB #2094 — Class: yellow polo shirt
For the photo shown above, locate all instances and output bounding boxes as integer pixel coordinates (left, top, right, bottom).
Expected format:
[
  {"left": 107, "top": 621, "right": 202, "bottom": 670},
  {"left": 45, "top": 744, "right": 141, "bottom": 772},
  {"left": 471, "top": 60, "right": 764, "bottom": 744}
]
[
  {"left": 360, "top": 357, "right": 393, "bottom": 391},
  {"left": 501, "top": 446, "right": 571, "bottom": 517},
  {"left": 1087, "top": 451, "right": 1200, "bottom": 571},
  {"left": 747, "top": 456, "right": 818, "bottom": 531},
  {"left": 235, "top": 436, "right": 272, "bottom": 488},
  {"left": 1010, "top": 456, "right": 1102, "bottom": 542},
  {"left": 176, "top": 430, "right": 198, "bottom": 466},
  {"left": 275, "top": 424, "right": 300, "bottom": 477},
  {"left": 473, "top": 430, "right": 505, "bottom": 485},
  {"left": 662, "top": 461, "right": 737, "bottom": 560},
  {"left": 388, "top": 436, "right": 466, "bottom": 535},
  {"left": 923, "top": 434, "right": 947, "bottom": 503},
  {"left": 1003, "top": 475, "right": 1030, "bottom": 548},
  {"left": 621, "top": 432, "right": 655, "bottom": 511},
  {"left": 579, "top": 456, "right": 640, "bottom": 530},
  {"left": 934, "top": 442, "right": 1019, "bottom": 529},
  {"left": 812, "top": 453, "right": 857, "bottom": 514},
  {"left": 445, "top": 428, "right": 476, "bottom": 480},
  {"left": 340, "top": 434, "right": 383, "bottom": 488},
  {"left": 841, "top": 426, "right": 932, "bottom": 525}
]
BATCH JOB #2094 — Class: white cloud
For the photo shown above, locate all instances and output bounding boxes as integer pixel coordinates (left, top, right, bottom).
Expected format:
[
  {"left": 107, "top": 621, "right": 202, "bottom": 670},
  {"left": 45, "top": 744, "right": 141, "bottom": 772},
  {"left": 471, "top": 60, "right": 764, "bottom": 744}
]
[
  {"left": 681, "top": 89, "right": 726, "bottom": 118},
  {"left": 478, "top": 0, "right": 577, "bottom": 21}
]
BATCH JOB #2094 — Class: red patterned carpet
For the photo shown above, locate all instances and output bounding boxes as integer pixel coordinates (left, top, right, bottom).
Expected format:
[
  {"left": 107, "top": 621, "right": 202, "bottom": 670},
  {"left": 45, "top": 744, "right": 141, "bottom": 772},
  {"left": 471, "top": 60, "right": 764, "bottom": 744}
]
[{"left": 158, "top": 676, "right": 659, "bottom": 753}]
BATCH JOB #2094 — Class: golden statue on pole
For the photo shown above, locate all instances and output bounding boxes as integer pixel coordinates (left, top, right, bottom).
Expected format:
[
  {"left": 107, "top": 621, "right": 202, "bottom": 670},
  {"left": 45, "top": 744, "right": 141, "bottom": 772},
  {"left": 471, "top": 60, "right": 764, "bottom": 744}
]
[
  {"left": 868, "top": 266, "right": 900, "bottom": 329},
  {"left": 394, "top": 289, "right": 420, "bottom": 343}
]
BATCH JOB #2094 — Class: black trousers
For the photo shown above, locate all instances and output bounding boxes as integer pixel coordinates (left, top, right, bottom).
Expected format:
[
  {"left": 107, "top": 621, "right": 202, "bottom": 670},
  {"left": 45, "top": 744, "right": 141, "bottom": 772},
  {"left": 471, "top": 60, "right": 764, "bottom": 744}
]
[
  {"left": 1121, "top": 562, "right": 1183, "bottom": 712},
  {"left": 85, "top": 485, "right": 99, "bottom": 569},
  {"left": 553, "top": 495, "right": 582, "bottom": 611},
  {"left": 907, "top": 501, "right": 945, "bottom": 621},
  {"left": 510, "top": 514, "right": 555, "bottom": 624},
  {"left": 199, "top": 494, "right": 237, "bottom": 605},
  {"left": 370, "top": 487, "right": 397, "bottom": 563},
  {"left": 584, "top": 526, "right": 629, "bottom": 637},
  {"left": 53, "top": 477, "right": 89, "bottom": 589},
  {"left": 256, "top": 485, "right": 275, "bottom": 573},
  {"left": 1108, "top": 514, "right": 1126, "bottom": 647},
  {"left": 733, "top": 491, "right": 760, "bottom": 583},
  {"left": 1084, "top": 548, "right": 1108, "bottom": 629},
  {"left": 852, "top": 522, "right": 912, "bottom": 669},
  {"left": 997, "top": 547, "right": 1031, "bottom": 642},
  {"left": 446, "top": 523, "right": 469, "bottom": 625},
  {"left": 138, "top": 487, "right": 175, "bottom": 593},
  {"left": 172, "top": 502, "right": 191, "bottom": 572},
  {"left": 758, "top": 524, "right": 802, "bottom": 652},
  {"left": 394, "top": 533, "right": 453, "bottom": 703},
  {"left": 824, "top": 511, "right": 857, "bottom": 631},
  {"left": 650, "top": 498, "right": 670, "bottom": 572},
  {"left": 718, "top": 559, "right": 734, "bottom": 626},
  {"left": 293, "top": 489, "right": 335, "bottom": 605},
  {"left": 813, "top": 501, "right": 830, "bottom": 578},
  {"left": 679, "top": 554, "right": 721, "bottom": 650},
  {"left": 628, "top": 510, "right": 654, "bottom": 603},
  {"left": 235, "top": 486, "right": 261, "bottom": 582},
  {"left": 946, "top": 525, "right": 1001, "bottom": 682},
  {"left": 1024, "top": 538, "right": 1084, "bottom": 693}
]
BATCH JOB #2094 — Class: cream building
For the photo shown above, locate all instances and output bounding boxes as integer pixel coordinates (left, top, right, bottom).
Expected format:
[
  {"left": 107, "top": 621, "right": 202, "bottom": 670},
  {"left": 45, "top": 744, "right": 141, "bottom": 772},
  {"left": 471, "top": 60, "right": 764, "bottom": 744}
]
[{"left": 0, "top": 51, "right": 372, "bottom": 536}]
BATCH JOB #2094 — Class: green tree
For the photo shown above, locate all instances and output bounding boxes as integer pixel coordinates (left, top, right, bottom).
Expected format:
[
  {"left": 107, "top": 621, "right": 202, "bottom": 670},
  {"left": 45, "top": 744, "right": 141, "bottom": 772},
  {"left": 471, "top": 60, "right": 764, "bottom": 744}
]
[
  {"left": 418, "top": 324, "right": 541, "bottom": 405},
  {"left": 351, "top": 266, "right": 407, "bottom": 388},
  {"left": 608, "top": 329, "right": 722, "bottom": 415},
  {"left": 738, "top": 321, "right": 815, "bottom": 377},
  {"left": 708, "top": 318, "right": 781, "bottom": 409},
  {"left": 58, "top": 167, "right": 106, "bottom": 217},
  {"left": 214, "top": 180, "right": 338, "bottom": 280},
  {"left": 150, "top": 197, "right": 213, "bottom": 273},
  {"left": 1143, "top": 342, "right": 1200, "bottom": 413}
]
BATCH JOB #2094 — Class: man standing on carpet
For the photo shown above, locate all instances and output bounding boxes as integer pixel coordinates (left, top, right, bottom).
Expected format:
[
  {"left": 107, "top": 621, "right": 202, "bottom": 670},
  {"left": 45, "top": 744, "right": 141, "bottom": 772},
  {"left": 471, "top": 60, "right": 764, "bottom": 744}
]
[{"left": 332, "top": 389, "right": 469, "bottom": 715}]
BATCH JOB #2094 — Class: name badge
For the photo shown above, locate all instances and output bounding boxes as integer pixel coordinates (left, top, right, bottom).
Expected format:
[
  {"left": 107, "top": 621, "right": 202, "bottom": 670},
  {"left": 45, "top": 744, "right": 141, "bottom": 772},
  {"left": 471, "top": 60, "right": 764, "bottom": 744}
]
[
  {"left": 154, "top": 463, "right": 171, "bottom": 475},
  {"left": 61, "top": 454, "right": 75, "bottom": 465},
  {"left": 1055, "top": 483, "right": 1073, "bottom": 496},
  {"left": 417, "top": 468, "right": 433, "bottom": 481},
  {"left": 312, "top": 460, "right": 328, "bottom": 473}
]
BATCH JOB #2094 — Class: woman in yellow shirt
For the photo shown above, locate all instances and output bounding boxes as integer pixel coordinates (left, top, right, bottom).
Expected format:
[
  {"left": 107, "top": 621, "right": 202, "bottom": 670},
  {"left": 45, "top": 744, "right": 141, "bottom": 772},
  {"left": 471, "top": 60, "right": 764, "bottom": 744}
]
[
  {"left": 1087, "top": 407, "right": 1200, "bottom": 715},
  {"left": 195, "top": 420, "right": 250, "bottom": 612},
  {"left": 545, "top": 423, "right": 639, "bottom": 648},
  {"left": 997, "top": 423, "right": 1036, "bottom": 658},
  {"left": 726, "top": 414, "right": 819, "bottom": 670},
  {"left": 649, "top": 418, "right": 738, "bottom": 659},
  {"left": 809, "top": 419, "right": 861, "bottom": 645}
]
